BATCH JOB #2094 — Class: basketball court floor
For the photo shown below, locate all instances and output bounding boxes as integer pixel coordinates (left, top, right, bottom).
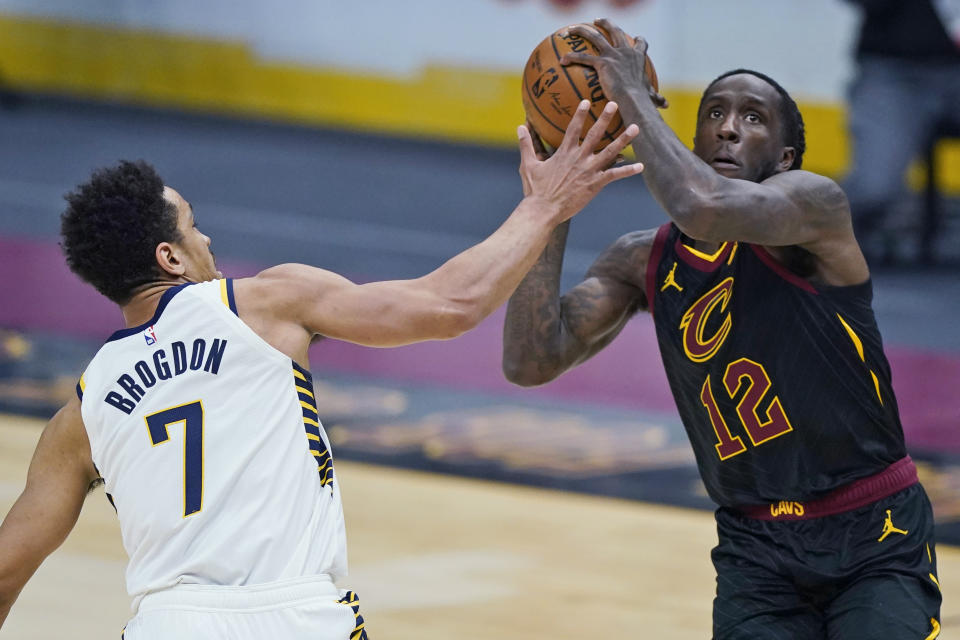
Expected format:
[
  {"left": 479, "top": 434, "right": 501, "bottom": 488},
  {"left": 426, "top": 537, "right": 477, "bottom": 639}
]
[{"left": 3, "top": 414, "right": 957, "bottom": 639}]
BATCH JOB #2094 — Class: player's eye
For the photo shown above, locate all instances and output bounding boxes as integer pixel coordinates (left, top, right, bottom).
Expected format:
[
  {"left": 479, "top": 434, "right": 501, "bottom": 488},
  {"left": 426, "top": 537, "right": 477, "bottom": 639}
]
[
  {"left": 709, "top": 109, "right": 723, "bottom": 119},
  {"left": 745, "top": 113, "right": 761, "bottom": 124}
]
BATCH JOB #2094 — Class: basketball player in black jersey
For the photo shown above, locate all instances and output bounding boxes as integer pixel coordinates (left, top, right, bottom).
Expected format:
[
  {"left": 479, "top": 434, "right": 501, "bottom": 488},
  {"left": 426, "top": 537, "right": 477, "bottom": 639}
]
[{"left": 502, "top": 18, "right": 941, "bottom": 639}]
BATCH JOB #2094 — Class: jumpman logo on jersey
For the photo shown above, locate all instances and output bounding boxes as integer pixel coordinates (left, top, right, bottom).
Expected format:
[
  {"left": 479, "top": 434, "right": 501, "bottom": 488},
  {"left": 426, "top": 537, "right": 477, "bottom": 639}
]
[
  {"left": 878, "top": 509, "right": 909, "bottom": 542},
  {"left": 661, "top": 262, "right": 683, "bottom": 292}
]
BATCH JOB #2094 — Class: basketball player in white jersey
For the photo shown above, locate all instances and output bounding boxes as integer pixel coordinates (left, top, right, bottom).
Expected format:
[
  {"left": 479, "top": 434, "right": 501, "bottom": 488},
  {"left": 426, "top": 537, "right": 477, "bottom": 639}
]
[{"left": 0, "top": 102, "right": 642, "bottom": 638}]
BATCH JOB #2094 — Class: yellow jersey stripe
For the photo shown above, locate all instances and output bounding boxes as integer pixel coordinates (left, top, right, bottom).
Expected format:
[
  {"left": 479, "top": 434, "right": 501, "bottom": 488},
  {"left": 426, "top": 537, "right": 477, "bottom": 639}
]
[
  {"left": 219, "top": 279, "right": 230, "bottom": 308},
  {"left": 870, "top": 371, "right": 884, "bottom": 406},
  {"left": 306, "top": 433, "right": 320, "bottom": 441},
  {"left": 836, "top": 314, "right": 865, "bottom": 361},
  {"left": 296, "top": 385, "right": 315, "bottom": 399},
  {"left": 726, "top": 242, "right": 739, "bottom": 265},
  {"left": 79, "top": 374, "right": 86, "bottom": 392},
  {"left": 929, "top": 574, "right": 941, "bottom": 591},
  {"left": 303, "top": 417, "right": 319, "bottom": 427},
  {"left": 683, "top": 241, "right": 728, "bottom": 261},
  {"left": 293, "top": 369, "right": 307, "bottom": 382},
  {"left": 925, "top": 617, "right": 941, "bottom": 639},
  {"left": 927, "top": 543, "right": 932, "bottom": 563}
]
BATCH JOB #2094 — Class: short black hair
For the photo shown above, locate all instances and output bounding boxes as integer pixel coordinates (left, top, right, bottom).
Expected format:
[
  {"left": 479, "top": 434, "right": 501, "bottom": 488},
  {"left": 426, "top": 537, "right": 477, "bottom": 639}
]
[
  {"left": 61, "top": 160, "right": 181, "bottom": 304},
  {"left": 699, "top": 69, "right": 806, "bottom": 170}
]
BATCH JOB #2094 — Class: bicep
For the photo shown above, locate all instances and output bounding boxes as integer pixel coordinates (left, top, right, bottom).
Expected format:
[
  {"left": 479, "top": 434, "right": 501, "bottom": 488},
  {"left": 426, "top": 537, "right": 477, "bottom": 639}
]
[
  {"left": 560, "top": 231, "right": 652, "bottom": 361},
  {"left": 249, "top": 264, "right": 463, "bottom": 348},
  {"left": 560, "top": 275, "right": 643, "bottom": 356}
]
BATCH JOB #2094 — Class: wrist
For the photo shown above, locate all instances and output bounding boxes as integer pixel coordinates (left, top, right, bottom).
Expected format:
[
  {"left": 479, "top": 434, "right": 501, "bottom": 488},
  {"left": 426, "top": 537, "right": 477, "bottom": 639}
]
[
  {"left": 519, "top": 194, "right": 565, "bottom": 226},
  {"left": 622, "top": 87, "right": 655, "bottom": 120}
]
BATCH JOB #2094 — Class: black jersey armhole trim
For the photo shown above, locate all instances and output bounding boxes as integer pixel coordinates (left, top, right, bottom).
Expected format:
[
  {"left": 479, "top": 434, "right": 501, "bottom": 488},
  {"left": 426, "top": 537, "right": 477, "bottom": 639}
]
[{"left": 749, "top": 245, "right": 819, "bottom": 295}]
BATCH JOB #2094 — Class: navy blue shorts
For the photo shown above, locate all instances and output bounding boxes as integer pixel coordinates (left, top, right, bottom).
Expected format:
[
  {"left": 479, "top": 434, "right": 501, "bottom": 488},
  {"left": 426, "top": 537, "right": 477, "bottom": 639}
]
[{"left": 712, "top": 483, "right": 941, "bottom": 639}]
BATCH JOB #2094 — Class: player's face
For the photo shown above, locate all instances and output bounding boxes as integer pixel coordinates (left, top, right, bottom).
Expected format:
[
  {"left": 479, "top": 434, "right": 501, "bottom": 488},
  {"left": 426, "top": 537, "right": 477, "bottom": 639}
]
[
  {"left": 692, "top": 74, "right": 794, "bottom": 182},
  {"left": 164, "top": 187, "right": 222, "bottom": 282}
]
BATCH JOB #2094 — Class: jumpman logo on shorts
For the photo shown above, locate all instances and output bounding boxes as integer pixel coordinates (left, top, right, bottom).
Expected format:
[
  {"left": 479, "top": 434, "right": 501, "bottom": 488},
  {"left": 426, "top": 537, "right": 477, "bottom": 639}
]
[
  {"left": 877, "top": 509, "right": 909, "bottom": 542},
  {"left": 661, "top": 262, "right": 683, "bottom": 292}
]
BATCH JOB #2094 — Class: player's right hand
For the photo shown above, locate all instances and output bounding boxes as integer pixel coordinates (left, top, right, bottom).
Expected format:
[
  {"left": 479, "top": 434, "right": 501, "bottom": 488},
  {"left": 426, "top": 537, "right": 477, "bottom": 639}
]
[{"left": 517, "top": 99, "right": 643, "bottom": 222}]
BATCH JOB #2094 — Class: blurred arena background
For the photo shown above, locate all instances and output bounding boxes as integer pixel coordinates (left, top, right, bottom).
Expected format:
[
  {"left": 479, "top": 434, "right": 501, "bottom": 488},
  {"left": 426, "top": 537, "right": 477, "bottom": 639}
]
[{"left": 0, "top": 0, "right": 958, "bottom": 637}]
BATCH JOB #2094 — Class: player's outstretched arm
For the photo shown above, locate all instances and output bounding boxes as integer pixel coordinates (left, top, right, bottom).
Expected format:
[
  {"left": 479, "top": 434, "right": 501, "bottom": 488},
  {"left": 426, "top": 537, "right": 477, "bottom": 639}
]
[
  {"left": 0, "top": 397, "right": 99, "bottom": 628},
  {"left": 237, "top": 101, "right": 643, "bottom": 350}
]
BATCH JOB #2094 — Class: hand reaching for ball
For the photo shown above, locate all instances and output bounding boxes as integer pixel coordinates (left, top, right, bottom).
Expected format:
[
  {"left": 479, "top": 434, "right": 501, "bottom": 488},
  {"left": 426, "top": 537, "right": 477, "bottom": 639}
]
[
  {"left": 517, "top": 99, "right": 643, "bottom": 223},
  {"left": 521, "top": 21, "right": 662, "bottom": 151},
  {"left": 561, "top": 20, "right": 669, "bottom": 115}
]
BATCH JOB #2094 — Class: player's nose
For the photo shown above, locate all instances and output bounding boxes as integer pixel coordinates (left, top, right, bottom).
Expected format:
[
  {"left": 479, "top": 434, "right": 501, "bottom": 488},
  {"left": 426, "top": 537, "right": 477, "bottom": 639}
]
[{"left": 717, "top": 114, "right": 739, "bottom": 141}]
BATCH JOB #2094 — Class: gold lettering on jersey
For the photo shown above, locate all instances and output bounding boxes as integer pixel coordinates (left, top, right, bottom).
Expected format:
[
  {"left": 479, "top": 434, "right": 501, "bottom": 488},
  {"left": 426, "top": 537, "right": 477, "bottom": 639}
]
[
  {"left": 679, "top": 277, "right": 734, "bottom": 362},
  {"left": 769, "top": 500, "right": 805, "bottom": 518},
  {"left": 661, "top": 262, "right": 683, "bottom": 292}
]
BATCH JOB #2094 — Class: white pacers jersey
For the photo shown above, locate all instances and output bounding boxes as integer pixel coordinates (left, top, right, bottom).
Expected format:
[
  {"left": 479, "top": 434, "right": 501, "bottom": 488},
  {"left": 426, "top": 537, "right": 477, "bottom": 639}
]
[{"left": 77, "top": 279, "right": 347, "bottom": 609}]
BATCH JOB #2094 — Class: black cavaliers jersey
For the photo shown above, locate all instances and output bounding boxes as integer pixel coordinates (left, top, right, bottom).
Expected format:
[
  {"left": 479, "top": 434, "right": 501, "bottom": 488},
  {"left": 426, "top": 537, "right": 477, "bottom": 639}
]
[{"left": 646, "top": 223, "right": 907, "bottom": 506}]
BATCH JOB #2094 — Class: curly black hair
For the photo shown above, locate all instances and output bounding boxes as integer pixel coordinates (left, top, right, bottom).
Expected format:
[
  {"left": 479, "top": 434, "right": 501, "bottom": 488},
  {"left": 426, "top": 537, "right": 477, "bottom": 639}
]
[
  {"left": 699, "top": 69, "right": 806, "bottom": 170},
  {"left": 61, "top": 160, "right": 181, "bottom": 304}
]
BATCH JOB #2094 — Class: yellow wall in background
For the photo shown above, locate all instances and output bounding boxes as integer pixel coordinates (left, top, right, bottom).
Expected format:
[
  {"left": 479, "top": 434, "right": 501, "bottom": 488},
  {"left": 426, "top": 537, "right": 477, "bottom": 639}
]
[{"left": 0, "top": 13, "right": 956, "bottom": 192}]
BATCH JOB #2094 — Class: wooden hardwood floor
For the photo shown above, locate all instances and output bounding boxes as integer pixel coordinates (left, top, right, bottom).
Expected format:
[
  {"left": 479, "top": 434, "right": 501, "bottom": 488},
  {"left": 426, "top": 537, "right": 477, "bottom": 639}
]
[{"left": 1, "top": 413, "right": 956, "bottom": 639}]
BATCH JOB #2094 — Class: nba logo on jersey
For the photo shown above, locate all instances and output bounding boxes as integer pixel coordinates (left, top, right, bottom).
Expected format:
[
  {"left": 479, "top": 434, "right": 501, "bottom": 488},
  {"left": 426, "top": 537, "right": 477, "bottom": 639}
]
[{"left": 143, "top": 325, "right": 157, "bottom": 346}]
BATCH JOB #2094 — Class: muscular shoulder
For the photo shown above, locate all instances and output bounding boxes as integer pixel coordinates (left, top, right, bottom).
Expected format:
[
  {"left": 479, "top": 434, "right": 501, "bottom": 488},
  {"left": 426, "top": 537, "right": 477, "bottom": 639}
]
[
  {"left": 762, "top": 170, "right": 850, "bottom": 230},
  {"left": 230, "top": 264, "right": 353, "bottom": 358},
  {"left": 236, "top": 264, "right": 350, "bottom": 316},
  {"left": 585, "top": 228, "right": 659, "bottom": 288},
  {"left": 760, "top": 171, "right": 868, "bottom": 285}
]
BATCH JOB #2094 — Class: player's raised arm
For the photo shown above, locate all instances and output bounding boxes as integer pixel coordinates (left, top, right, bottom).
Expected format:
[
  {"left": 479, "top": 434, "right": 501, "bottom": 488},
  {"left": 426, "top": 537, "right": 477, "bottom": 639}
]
[
  {"left": 561, "top": 20, "right": 860, "bottom": 262},
  {"left": 0, "top": 397, "right": 99, "bottom": 628},
  {"left": 237, "top": 101, "right": 644, "bottom": 349}
]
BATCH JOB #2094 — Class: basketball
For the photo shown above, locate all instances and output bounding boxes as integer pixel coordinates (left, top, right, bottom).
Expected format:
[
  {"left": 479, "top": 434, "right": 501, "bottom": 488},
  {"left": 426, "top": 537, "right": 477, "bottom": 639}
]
[{"left": 521, "top": 24, "right": 658, "bottom": 150}]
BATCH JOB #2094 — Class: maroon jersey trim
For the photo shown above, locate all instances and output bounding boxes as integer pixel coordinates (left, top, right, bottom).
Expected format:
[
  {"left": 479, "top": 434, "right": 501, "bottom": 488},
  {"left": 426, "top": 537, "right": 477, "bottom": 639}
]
[
  {"left": 675, "top": 236, "right": 734, "bottom": 272},
  {"left": 735, "top": 456, "right": 918, "bottom": 520},
  {"left": 645, "top": 223, "right": 672, "bottom": 317},
  {"left": 749, "top": 245, "right": 818, "bottom": 295}
]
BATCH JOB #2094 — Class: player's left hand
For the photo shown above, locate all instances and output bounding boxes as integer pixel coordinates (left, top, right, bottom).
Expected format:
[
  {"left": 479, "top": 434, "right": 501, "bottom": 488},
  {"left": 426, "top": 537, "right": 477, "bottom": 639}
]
[{"left": 561, "top": 19, "right": 668, "bottom": 110}]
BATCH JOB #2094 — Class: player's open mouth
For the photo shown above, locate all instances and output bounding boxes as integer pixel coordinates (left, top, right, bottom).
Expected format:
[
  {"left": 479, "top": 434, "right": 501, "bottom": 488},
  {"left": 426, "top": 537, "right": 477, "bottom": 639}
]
[{"left": 711, "top": 154, "right": 739, "bottom": 169}]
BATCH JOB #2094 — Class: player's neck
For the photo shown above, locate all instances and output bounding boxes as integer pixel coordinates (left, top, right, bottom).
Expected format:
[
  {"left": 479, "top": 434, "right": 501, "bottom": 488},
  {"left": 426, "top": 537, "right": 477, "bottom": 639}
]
[
  {"left": 691, "top": 239, "right": 723, "bottom": 255},
  {"left": 119, "top": 281, "right": 185, "bottom": 328}
]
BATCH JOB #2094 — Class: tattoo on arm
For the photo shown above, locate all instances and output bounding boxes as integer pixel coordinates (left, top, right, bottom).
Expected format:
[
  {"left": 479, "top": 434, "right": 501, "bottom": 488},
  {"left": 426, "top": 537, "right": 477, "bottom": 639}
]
[{"left": 503, "top": 228, "right": 651, "bottom": 384}]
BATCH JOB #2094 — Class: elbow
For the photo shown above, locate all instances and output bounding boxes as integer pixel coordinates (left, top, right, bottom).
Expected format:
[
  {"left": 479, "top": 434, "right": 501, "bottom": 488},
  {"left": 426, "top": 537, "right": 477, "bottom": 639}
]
[
  {"left": 658, "top": 177, "right": 732, "bottom": 241},
  {"left": 435, "top": 304, "right": 484, "bottom": 340},
  {"left": 669, "top": 193, "right": 722, "bottom": 241},
  {"left": 501, "top": 357, "right": 556, "bottom": 387}
]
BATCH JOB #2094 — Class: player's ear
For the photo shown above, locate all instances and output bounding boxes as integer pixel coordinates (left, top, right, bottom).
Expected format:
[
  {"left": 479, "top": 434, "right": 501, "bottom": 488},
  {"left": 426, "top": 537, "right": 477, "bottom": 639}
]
[
  {"left": 776, "top": 147, "right": 796, "bottom": 173},
  {"left": 156, "top": 241, "right": 186, "bottom": 276}
]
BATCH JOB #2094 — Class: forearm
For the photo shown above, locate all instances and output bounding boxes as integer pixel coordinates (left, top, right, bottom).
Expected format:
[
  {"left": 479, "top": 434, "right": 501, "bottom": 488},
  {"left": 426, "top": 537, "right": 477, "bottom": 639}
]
[
  {"left": 502, "top": 221, "right": 578, "bottom": 385},
  {"left": 0, "top": 580, "right": 26, "bottom": 629},
  {"left": 0, "top": 402, "right": 93, "bottom": 631},
  {"left": 0, "top": 498, "right": 66, "bottom": 631},
  {"left": 617, "top": 88, "right": 720, "bottom": 231},
  {"left": 420, "top": 196, "right": 563, "bottom": 336}
]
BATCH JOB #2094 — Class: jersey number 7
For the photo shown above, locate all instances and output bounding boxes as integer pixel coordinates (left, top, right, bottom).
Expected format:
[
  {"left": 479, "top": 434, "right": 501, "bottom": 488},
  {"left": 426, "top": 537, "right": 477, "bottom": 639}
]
[{"left": 145, "top": 400, "right": 204, "bottom": 517}]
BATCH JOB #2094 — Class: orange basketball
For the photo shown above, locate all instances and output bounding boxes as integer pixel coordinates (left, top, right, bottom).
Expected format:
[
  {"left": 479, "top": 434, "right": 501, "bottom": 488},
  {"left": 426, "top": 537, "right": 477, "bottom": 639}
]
[{"left": 521, "top": 24, "right": 658, "bottom": 150}]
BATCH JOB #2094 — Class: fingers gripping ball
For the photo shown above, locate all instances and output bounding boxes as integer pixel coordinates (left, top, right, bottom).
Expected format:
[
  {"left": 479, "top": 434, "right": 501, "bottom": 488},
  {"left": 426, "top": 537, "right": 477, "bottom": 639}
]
[{"left": 521, "top": 24, "right": 658, "bottom": 150}]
